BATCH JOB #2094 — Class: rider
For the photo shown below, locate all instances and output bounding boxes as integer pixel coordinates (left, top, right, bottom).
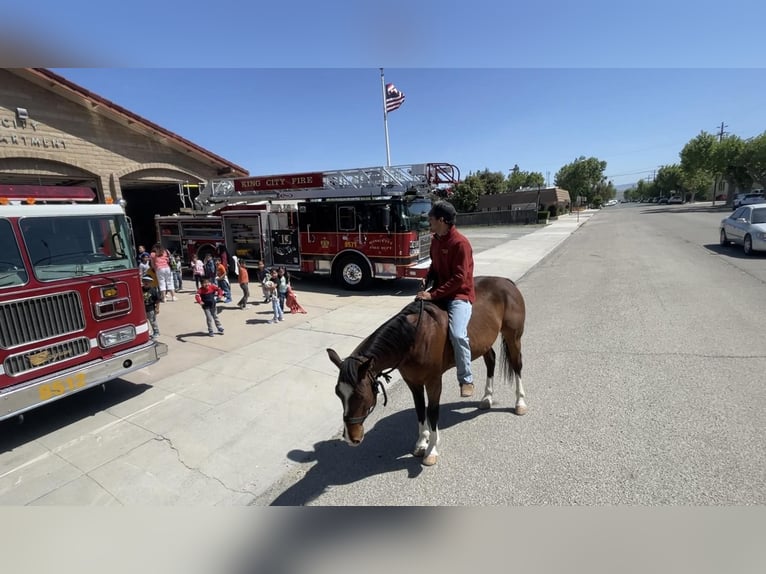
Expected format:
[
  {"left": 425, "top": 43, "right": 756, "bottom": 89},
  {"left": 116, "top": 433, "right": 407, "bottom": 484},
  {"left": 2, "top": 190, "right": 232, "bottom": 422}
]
[{"left": 416, "top": 200, "right": 476, "bottom": 397}]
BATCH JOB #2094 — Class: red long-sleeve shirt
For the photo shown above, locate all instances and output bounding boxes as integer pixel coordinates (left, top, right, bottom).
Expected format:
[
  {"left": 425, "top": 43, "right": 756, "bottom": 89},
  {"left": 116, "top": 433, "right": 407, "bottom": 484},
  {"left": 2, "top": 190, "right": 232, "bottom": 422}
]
[{"left": 427, "top": 226, "right": 475, "bottom": 303}]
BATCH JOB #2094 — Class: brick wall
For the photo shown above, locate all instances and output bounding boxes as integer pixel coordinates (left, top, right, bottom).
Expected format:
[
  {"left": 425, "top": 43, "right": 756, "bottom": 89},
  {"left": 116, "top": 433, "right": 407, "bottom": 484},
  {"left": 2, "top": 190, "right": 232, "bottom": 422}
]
[{"left": 0, "top": 69, "right": 225, "bottom": 201}]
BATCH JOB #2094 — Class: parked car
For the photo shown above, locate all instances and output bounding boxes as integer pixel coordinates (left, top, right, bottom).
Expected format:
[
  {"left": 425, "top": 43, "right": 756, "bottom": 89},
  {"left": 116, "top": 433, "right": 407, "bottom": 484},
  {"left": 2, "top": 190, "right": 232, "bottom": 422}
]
[
  {"left": 668, "top": 196, "right": 683, "bottom": 204},
  {"left": 740, "top": 192, "right": 766, "bottom": 207},
  {"left": 732, "top": 193, "right": 748, "bottom": 209},
  {"left": 720, "top": 205, "right": 766, "bottom": 255},
  {"left": 658, "top": 197, "right": 669, "bottom": 204}
]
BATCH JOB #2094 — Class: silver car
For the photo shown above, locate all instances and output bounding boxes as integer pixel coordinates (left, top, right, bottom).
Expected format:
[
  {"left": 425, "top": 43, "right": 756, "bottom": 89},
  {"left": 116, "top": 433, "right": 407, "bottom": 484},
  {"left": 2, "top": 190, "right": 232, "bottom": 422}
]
[{"left": 720, "top": 205, "right": 766, "bottom": 255}]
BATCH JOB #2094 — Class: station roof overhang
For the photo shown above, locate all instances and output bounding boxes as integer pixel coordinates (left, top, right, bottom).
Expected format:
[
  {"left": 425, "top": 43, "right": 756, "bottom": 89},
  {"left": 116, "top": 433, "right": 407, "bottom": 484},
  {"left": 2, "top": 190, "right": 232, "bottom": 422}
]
[{"left": 8, "top": 68, "right": 250, "bottom": 179}]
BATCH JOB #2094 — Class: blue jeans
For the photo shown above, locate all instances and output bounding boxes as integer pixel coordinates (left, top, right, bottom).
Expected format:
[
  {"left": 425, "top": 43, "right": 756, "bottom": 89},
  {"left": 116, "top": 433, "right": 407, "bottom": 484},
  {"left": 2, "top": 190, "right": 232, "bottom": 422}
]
[{"left": 448, "top": 299, "right": 473, "bottom": 385}]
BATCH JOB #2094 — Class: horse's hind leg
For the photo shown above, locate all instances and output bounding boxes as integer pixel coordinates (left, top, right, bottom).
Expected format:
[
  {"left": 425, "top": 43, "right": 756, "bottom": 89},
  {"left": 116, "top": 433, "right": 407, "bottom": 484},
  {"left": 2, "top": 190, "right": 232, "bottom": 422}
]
[
  {"left": 509, "top": 336, "right": 527, "bottom": 415},
  {"left": 479, "top": 348, "right": 496, "bottom": 410},
  {"left": 408, "top": 383, "right": 430, "bottom": 458},
  {"left": 422, "top": 380, "right": 442, "bottom": 466}
]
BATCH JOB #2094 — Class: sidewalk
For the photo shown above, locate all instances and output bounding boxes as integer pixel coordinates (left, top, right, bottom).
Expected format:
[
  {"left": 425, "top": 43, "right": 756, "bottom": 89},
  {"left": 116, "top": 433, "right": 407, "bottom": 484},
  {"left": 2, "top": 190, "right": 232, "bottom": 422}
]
[{"left": 0, "top": 210, "right": 597, "bottom": 505}]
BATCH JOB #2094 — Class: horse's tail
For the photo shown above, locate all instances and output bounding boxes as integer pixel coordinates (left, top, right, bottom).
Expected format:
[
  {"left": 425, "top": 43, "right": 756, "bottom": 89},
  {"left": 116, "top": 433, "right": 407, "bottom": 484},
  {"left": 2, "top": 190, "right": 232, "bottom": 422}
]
[{"left": 498, "top": 335, "right": 516, "bottom": 385}]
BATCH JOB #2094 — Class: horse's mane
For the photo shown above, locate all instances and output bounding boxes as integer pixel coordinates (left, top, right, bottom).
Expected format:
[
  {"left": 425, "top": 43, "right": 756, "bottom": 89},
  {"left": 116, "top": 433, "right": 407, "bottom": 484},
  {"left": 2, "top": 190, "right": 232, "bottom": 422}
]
[{"left": 345, "top": 300, "right": 434, "bottom": 376}]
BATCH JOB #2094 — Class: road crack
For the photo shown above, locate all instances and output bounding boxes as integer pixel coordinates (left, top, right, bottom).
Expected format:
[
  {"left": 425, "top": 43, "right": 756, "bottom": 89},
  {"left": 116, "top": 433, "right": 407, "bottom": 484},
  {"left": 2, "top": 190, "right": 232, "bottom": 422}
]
[{"left": 154, "top": 435, "right": 257, "bottom": 498}]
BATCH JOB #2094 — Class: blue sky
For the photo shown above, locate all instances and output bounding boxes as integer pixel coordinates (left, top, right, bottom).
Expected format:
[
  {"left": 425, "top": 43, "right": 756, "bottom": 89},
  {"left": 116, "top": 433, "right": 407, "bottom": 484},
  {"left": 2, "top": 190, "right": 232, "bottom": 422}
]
[
  {"left": 6, "top": 1, "right": 765, "bottom": 187},
  {"left": 49, "top": 68, "right": 766, "bottom": 187}
]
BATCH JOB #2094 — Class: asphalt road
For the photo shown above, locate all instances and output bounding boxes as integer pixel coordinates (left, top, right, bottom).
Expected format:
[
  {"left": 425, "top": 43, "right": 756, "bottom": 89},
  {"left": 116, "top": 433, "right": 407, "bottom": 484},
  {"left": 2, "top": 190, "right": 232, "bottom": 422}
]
[{"left": 255, "top": 203, "right": 766, "bottom": 505}]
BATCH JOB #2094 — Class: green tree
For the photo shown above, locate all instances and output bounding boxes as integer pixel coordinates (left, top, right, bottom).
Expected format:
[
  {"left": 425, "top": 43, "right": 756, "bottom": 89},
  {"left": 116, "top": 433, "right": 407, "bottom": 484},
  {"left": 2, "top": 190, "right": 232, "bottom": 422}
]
[
  {"left": 680, "top": 131, "right": 717, "bottom": 201},
  {"left": 655, "top": 164, "right": 684, "bottom": 197},
  {"left": 742, "top": 131, "right": 766, "bottom": 188},
  {"left": 468, "top": 169, "right": 505, "bottom": 195},
  {"left": 507, "top": 164, "right": 545, "bottom": 191},
  {"left": 713, "top": 135, "right": 752, "bottom": 203},
  {"left": 554, "top": 156, "right": 608, "bottom": 205},
  {"left": 449, "top": 173, "right": 484, "bottom": 212}
]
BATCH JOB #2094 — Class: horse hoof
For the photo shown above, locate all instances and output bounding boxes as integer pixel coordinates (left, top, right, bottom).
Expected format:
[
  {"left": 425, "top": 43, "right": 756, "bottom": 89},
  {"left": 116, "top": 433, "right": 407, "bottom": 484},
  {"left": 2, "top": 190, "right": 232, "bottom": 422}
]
[
  {"left": 515, "top": 401, "right": 528, "bottom": 416},
  {"left": 422, "top": 454, "right": 438, "bottom": 466},
  {"left": 479, "top": 396, "right": 492, "bottom": 410},
  {"left": 413, "top": 447, "right": 426, "bottom": 458}
]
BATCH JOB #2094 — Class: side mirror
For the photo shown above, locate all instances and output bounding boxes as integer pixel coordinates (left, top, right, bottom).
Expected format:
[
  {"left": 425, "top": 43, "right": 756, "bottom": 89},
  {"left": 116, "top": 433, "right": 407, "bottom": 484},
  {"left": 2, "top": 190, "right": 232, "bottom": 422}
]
[{"left": 380, "top": 205, "right": 391, "bottom": 234}]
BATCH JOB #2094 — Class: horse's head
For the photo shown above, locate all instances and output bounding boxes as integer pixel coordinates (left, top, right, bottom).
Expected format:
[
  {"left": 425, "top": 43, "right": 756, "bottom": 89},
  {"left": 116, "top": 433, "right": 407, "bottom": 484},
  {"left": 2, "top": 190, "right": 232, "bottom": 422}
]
[{"left": 327, "top": 348, "right": 379, "bottom": 446}]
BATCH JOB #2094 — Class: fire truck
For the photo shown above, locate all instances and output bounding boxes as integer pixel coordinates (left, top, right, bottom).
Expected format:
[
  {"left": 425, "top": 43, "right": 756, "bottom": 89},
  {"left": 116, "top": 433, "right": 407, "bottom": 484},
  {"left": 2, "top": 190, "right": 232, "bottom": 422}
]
[
  {"left": 0, "top": 185, "right": 168, "bottom": 422},
  {"left": 156, "top": 163, "right": 459, "bottom": 289}
]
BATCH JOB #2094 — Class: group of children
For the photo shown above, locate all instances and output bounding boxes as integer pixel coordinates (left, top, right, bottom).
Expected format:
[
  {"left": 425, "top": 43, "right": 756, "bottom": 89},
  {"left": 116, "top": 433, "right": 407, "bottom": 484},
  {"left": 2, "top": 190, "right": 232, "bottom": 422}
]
[{"left": 142, "top": 252, "right": 306, "bottom": 338}]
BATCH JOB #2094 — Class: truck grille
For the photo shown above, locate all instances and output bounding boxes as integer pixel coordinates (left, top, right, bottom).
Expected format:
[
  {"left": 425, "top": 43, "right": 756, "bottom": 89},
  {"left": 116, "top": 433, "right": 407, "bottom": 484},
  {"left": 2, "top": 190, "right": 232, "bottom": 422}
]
[
  {"left": 419, "top": 232, "right": 432, "bottom": 260},
  {"left": 0, "top": 292, "right": 85, "bottom": 349},
  {"left": 3, "top": 337, "right": 91, "bottom": 376}
]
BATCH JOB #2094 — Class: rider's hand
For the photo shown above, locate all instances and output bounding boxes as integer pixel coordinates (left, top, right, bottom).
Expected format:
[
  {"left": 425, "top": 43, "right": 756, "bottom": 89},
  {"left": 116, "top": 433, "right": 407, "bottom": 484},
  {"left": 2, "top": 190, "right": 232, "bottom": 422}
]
[{"left": 416, "top": 290, "right": 432, "bottom": 301}]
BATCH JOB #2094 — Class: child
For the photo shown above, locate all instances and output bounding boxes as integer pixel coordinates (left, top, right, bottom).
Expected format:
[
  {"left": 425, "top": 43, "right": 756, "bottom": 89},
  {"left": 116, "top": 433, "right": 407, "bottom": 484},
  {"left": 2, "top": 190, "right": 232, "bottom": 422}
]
[
  {"left": 265, "top": 272, "right": 283, "bottom": 324},
  {"left": 194, "top": 277, "right": 225, "bottom": 337},
  {"left": 215, "top": 257, "right": 232, "bottom": 303},
  {"left": 277, "top": 266, "right": 290, "bottom": 312},
  {"left": 141, "top": 275, "right": 161, "bottom": 339},
  {"left": 191, "top": 253, "right": 205, "bottom": 290},
  {"left": 170, "top": 251, "right": 183, "bottom": 292},
  {"left": 237, "top": 260, "right": 250, "bottom": 309}
]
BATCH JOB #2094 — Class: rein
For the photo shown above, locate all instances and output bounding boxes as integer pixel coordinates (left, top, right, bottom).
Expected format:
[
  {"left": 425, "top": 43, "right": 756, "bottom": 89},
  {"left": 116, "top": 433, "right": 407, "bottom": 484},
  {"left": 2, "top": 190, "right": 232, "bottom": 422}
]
[{"left": 344, "top": 299, "right": 425, "bottom": 425}]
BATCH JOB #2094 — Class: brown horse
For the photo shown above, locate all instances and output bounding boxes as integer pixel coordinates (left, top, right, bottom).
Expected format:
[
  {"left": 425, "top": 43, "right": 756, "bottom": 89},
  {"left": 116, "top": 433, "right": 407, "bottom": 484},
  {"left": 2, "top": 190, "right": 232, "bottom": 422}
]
[{"left": 327, "top": 275, "right": 526, "bottom": 466}]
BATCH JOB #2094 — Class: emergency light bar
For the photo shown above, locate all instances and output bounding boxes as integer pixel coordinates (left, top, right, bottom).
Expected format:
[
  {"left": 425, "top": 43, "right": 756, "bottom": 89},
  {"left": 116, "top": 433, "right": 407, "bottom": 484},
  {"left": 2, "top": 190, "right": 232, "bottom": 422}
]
[{"left": 0, "top": 184, "right": 96, "bottom": 203}]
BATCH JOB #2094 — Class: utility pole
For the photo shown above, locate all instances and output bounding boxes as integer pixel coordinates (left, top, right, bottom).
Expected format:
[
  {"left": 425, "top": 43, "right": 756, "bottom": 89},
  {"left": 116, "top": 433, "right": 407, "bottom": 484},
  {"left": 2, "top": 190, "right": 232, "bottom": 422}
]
[
  {"left": 713, "top": 122, "right": 728, "bottom": 206},
  {"left": 717, "top": 121, "right": 728, "bottom": 142}
]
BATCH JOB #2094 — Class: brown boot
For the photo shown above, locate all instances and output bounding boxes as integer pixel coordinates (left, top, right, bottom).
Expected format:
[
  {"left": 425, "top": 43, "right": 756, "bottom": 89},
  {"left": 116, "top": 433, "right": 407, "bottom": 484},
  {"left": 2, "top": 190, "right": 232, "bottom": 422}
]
[{"left": 460, "top": 383, "right": 474, "bottom": 398}]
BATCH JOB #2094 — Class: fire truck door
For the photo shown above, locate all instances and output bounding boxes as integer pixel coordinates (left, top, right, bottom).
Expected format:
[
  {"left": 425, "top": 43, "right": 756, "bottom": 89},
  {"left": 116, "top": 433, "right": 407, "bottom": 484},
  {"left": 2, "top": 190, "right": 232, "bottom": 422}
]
[
  {"left": 222, "top": 216, "right": 263, "bottom": 267},
  {"left": 268, "top": 211, "right": 299, "bottom": 267}
]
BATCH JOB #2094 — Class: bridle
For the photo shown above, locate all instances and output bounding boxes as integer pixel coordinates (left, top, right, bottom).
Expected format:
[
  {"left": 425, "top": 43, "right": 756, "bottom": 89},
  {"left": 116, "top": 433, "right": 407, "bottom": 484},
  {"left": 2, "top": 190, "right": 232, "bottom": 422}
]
[{"left": 342, "top": 298, "right": 425, "bottom": 426}]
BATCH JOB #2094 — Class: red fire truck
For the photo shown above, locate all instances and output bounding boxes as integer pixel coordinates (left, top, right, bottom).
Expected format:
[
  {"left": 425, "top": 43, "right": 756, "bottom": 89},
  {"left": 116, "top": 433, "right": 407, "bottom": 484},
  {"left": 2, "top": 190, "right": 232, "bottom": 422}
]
[
  {"left": 0, "top": 185, "right": 168, "bottom": 422},
  {"left": 157, "top": 163, "right": 459, "bottom": 289}
]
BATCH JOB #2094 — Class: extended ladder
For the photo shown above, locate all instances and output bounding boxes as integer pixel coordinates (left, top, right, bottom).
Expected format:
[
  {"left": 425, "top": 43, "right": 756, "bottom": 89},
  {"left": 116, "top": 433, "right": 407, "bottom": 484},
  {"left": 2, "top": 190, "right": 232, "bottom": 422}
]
[{"left": 191, "top": 163, "right": 460, "bottom": 212}]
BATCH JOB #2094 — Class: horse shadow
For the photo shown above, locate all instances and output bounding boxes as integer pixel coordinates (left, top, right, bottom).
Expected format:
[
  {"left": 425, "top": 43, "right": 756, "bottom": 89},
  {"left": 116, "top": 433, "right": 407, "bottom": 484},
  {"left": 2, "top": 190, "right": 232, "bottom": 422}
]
[{"left": 267, "top": 400, "right": 514, "bottom": 506}]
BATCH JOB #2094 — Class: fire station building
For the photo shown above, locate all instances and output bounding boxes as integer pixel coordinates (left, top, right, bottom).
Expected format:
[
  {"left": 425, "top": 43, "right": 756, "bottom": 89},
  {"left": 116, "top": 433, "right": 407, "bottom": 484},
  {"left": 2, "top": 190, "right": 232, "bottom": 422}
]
[{"left": 0, "top": 68, "right": 248, "bottom": 249}]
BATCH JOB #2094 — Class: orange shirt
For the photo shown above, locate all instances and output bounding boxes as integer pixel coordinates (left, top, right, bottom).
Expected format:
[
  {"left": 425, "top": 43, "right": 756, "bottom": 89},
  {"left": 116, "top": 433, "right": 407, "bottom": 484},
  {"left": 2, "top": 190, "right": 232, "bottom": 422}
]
[{"left": 238, "top": 266, "right": 249, "bottom": 284}]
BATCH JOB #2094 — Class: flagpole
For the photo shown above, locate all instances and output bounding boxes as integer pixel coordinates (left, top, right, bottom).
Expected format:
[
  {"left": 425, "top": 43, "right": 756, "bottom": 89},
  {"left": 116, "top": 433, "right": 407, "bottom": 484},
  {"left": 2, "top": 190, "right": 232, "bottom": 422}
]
[{"left": 380, "top": 67, "right": 391, "bottom": 167}]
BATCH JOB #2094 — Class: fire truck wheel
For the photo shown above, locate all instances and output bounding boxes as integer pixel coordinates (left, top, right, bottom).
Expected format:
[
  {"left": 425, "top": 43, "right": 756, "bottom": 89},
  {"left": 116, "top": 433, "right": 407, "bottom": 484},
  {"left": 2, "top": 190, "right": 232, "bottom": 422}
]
[{"left": 335, "top": 255, "right": 371, "bottom": 290}]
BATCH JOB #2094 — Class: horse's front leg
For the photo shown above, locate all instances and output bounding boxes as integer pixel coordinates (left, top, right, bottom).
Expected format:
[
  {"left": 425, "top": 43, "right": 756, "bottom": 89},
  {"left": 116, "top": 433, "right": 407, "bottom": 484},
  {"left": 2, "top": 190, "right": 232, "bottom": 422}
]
[
  {"left": 408, "top": 383, "right": 429, "bottom": 458},
  {"left": 422, "top": 379, "right": 442, "bottom": 466}
]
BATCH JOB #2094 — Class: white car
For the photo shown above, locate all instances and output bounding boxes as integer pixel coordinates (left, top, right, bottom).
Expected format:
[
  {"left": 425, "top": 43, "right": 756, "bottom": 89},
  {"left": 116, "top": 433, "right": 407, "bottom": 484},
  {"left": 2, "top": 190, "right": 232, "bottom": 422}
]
[
  {"left": 720, "top": 205, "right": 766, "bottom": 255},
  {"left": 740, "top": 192, "right": 766, "bottom": 207},
  {"left": 733, "top": 192, "right": 765, "bottom": 209}
]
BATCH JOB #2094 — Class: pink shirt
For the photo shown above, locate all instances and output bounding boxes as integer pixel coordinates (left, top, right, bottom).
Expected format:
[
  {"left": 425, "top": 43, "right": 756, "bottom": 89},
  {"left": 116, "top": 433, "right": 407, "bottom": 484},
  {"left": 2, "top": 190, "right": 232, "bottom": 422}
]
[{"left": 151, "top": 249, "right": 170, "bottom": 270}]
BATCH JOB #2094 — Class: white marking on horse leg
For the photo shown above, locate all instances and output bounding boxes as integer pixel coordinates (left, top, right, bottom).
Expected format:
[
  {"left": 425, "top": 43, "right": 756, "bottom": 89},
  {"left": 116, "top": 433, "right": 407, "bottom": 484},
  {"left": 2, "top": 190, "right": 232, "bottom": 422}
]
[
  {"left": 515, "top": 373, "right": 528, "bottom": 415},
  {"left": 338, "top": 382, "right": 354, "bottom": 443},
  {"left": 479, "top": 375, "right": 494, "bottom": 410},
  {"left": 413, "top": 422, "right": 430, "bottom": 457},
  {"left": 422, "top": 422, "right": 440, "bottom": 466}
]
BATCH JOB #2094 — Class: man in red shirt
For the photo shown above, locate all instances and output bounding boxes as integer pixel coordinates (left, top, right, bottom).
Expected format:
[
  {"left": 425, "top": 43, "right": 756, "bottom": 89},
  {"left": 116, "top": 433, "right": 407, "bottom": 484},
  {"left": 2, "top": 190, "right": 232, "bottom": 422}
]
[{"left": 416, "top": 201, "right": 476, "bottom": 397}]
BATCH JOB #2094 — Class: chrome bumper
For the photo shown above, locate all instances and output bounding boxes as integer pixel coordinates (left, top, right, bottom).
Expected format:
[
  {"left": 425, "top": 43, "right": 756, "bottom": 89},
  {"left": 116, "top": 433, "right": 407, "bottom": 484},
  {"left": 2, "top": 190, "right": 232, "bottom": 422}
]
[{"left": 0, "top": 341, "right": 168, "bottom": 422}]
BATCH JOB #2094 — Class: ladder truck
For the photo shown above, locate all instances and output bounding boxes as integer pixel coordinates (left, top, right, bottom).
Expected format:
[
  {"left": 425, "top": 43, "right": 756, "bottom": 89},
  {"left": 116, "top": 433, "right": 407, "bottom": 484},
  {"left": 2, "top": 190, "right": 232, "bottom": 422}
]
[{"left": 160, "top": 163, "right": 460, "bottom": 290}]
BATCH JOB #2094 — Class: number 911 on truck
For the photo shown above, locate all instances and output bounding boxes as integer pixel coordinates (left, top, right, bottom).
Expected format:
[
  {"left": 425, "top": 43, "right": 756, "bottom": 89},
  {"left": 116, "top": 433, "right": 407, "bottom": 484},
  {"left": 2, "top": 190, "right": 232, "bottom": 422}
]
[{"left": 157, "top": 163, "right": 460, "bottom": 290}]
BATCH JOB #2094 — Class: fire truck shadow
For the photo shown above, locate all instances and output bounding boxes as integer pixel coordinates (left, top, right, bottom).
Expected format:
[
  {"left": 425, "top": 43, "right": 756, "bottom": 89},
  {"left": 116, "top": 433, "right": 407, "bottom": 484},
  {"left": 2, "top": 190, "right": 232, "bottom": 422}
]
[
  {"left": 0, "top": 379, "right": 152, "bottom": 452},
  {"left": 289, "top": 275, "right": 422, "bottom": 297}
]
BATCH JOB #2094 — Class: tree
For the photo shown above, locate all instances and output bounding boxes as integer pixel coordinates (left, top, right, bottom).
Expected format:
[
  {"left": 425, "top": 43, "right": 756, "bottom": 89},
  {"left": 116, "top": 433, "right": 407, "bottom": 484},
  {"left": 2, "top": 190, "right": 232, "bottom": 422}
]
[
  {"left": 680, "top": 131, "right": 717, "bottom": 201},
  {"left": 554, "top": 156, "right": 608, "bottom": 206},
  {"left": 742, "top": 131, "right": 766, "bottom": 188},
  {"left": 449, "top": 173, "right": 484, "bottom": 212},
  {"left": 655, "top": 164, "right": 684, "bottom": 196},
  {"left": 713, "top": 135, "right": 751, "bottom": 204},
  {"left": 507, "top": 164, "right": 545, "bottom": 191}
]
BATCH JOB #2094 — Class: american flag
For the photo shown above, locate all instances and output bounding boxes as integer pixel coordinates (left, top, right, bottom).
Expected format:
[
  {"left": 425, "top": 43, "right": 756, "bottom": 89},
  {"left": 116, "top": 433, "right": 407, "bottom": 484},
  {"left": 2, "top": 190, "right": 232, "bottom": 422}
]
[{"left": 385, "top": 83, "right": 405, "bottom": 113}]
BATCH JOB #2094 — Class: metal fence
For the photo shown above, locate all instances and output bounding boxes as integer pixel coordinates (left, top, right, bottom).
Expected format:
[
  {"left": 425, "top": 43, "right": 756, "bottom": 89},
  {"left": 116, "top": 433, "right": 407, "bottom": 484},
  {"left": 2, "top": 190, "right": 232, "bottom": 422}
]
[{"left": 455, "top": 208, "right": 538, "bottom": 226}]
